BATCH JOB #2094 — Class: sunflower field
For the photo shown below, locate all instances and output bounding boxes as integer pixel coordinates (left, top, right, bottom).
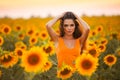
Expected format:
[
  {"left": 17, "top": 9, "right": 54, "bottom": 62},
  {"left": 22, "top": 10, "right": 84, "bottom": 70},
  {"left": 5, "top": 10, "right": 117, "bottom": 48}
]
[{"left": 0, "top": 15, "right": 120, "bottom": 80}]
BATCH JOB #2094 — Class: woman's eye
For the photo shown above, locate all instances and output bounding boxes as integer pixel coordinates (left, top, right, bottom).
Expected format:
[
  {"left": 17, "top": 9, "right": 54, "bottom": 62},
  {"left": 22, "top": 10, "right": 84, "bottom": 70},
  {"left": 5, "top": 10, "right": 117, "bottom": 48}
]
[{"left": 70, "top": 24, "right": 74, "bottom": 26}]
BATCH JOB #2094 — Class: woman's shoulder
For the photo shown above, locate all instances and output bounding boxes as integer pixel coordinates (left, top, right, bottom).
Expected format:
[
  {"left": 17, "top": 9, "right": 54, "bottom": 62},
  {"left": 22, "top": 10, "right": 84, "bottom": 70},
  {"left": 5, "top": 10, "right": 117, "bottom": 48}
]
[{"left": 54, "top": 36, "right": 62, "bottom": 48}]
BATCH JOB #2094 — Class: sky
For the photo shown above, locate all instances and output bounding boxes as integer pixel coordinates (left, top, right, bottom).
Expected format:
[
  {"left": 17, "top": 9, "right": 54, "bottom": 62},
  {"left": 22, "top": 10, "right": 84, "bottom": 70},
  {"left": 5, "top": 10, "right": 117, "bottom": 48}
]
[{"left": 0, "top": 0, "right": 120, "bottom": 18}]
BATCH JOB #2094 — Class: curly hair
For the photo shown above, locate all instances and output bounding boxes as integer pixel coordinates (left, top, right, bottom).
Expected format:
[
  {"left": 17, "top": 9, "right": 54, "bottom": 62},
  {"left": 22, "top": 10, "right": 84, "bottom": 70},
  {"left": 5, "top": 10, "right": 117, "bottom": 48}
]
[{"left": 59, "top": 12, "right": 82, "bottom": 39}]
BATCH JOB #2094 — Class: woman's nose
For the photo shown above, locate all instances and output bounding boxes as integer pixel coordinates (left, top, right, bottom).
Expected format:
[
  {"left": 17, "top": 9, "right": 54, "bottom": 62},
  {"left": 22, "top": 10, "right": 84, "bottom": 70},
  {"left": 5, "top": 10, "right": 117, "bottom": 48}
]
[{"left": 67, "top": 26, "right": 71, "bottom": 29}]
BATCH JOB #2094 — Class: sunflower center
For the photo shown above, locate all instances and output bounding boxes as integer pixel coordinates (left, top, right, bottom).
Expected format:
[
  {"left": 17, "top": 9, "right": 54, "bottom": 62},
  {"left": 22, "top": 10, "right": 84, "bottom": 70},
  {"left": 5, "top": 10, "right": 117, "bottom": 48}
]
[
  {"left": 4, "top": 27, "right": 9, "bottom": 33},
  {"left": 60, "top": 68, "right": 71, "bottom": 75},
  {"left": 16, "top": 26, "right": 21, "bottom": 30},
  {"left": 0, "top": 39, "right": 1, "bottom": 43},
  {"left": 89, "top": 49, "right": 97, "bottom": 56},
  {"left": 101, "top": 40, "right": 106, "bottom": 44},
  {"left": 19, "top": 34, "right": 23, "bottom": 38},
  {"left": 99, "top": 45, "right": 104, "bottom": 50},
  {"left": 92, "top": 32, "right": 96, "bottom": 36},
  {"left": 94, "top": 41, "right": 98, "bottom": 44},
  {"left": 17, "top": 50, "right": 23, "bottom": 56},
  {"left": 2, "top": 55, "right": 12, "bottom": 63},
  {"left": 42, "top": 33, "right": 46, "bottom": 37},
  {"left": 28, "top": 54, "right": 40, "bottom": 65},
  {"left": 21, "top": 46, "right": 25, "bottom": 49},
  {"left": 28, "top": 30, "right": 33, "bottom": 35},
  {"left": 46, "top": 47, "right": 52, "bottom": 53},
  {"left": 98, "top": 28, "right": 101, "bottom": 31},
  {"left": 107, "top": 56, "right": 114, "bottom": 63},
  {"left": 82, "top": 59, "right": 92, "bottom": 70},
  {"left": 31, "top": 38, "right": 35, "bottom": 43}
]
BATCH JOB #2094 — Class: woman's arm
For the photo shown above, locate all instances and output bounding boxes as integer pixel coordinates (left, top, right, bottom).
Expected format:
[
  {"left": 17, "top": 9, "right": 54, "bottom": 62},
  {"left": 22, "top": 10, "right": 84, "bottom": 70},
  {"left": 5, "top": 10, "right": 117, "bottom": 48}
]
[
  {"left": 46, "top": 13, "right": 64, "bottom": 43},
  {"left": 74, "top": 13, "right": 90, "bottom": 51}
]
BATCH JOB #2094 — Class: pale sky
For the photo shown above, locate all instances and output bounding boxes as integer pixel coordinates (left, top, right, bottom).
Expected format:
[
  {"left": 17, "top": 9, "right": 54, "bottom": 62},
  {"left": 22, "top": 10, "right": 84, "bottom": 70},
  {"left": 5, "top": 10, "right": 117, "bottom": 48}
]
[{"left": 0, "top": 0, "right": 120, "bottom": 18}]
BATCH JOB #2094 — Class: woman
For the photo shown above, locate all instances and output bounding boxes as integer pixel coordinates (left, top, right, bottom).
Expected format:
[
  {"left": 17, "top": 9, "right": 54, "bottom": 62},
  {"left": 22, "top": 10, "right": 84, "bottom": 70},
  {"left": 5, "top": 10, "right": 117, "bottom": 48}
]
[{"left": 46, "top": 12, "right": 90, "bottom": 68}]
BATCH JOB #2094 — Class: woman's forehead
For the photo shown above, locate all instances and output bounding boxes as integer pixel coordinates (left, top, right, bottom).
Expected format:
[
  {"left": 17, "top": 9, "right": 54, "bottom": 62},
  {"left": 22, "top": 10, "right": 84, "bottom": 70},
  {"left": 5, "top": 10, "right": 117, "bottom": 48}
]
[{"left": 64, "top": 19, "right": 74, "bottom": 24}]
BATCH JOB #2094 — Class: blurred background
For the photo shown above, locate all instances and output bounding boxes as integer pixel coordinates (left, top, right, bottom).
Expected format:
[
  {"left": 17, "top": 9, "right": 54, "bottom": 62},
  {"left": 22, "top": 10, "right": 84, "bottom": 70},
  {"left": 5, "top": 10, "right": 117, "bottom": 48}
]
[
  {"left": 0, "top": 0, "right": 120, "bottom": 18},
  {"left": 0, "top": 0, "right": 120, "bottom": 80}
]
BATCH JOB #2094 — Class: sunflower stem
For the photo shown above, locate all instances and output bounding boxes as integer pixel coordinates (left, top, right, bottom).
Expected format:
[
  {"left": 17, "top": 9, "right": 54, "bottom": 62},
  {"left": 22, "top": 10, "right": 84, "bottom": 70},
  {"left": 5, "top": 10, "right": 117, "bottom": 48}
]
[
  {"left": 24, "top": 72, "right": 36, "bottom": 80},
  {"left": 86, "top": 76, "right": 90, "bottom": 80},
  {"left": 0, "top": 47, "right": 3, "bottom": 56},
  {"left": 30, "top": 72, "right": 36, "bottom": 80}
]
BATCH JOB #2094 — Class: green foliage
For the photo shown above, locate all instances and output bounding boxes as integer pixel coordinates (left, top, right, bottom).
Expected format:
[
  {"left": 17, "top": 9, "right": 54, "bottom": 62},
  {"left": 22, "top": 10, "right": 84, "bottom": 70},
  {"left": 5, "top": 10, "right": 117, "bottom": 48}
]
[{"left": 0, "top": 16, "right": 120, "bottom": 80}]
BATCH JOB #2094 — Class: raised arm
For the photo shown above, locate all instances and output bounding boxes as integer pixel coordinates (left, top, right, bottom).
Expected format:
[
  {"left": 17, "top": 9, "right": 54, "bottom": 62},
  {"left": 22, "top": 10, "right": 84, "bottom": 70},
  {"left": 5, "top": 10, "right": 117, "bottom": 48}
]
[
  {"left": 74, "top": 13, "right": 90, "bottom": 51},
  {"left": 46, "top": 13, "right": 64, "bottom": 43}
]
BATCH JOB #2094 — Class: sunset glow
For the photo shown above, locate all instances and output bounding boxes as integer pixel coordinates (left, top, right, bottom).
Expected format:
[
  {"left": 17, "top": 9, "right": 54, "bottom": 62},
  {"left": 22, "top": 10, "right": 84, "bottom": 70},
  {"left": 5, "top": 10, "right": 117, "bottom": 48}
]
[{"left": 0, "top": 0, "right": 120, "bottom": 18}]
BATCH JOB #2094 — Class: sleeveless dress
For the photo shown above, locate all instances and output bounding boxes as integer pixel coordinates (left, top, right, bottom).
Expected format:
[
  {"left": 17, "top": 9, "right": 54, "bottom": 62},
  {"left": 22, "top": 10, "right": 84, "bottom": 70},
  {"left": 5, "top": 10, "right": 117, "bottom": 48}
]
[{"left": 55, "top": 37, "right": 81, "bottom": 68}]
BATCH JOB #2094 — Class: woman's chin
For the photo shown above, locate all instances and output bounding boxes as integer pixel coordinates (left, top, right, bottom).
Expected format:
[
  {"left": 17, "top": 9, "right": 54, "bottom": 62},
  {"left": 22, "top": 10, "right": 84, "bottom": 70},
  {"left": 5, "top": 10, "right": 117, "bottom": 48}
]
[{"left": 66, "top": 33, "right": 73, "bottom": 36}]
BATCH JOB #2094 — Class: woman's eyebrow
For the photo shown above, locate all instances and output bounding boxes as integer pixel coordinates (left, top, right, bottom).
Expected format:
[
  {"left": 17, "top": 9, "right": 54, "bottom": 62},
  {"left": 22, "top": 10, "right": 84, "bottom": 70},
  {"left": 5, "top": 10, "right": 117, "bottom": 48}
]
[
  {"left": 64, "top": 24, "right": 68, "bottom": 26},
  {"left": 70, "top": 24, "right": 74, "bottom": 25}
]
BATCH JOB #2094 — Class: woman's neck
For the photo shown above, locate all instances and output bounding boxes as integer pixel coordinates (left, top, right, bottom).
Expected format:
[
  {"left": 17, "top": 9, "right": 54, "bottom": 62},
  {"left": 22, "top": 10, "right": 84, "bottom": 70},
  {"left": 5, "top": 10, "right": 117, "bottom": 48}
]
[{"left": 63, "top": 35, "right": 74, "bottom": 40}]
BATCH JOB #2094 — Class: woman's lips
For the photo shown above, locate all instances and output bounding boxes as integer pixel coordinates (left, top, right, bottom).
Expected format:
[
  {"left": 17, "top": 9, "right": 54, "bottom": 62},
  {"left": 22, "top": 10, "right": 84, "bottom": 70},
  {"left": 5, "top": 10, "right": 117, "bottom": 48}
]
[{"left": 68, "top": 31, "right": 72, "bottom": 32}]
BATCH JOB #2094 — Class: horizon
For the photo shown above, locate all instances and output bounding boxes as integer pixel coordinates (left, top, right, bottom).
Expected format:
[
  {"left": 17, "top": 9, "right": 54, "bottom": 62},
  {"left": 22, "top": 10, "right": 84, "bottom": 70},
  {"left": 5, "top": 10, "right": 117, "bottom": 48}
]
[{"left": 0, "top": 0, "right": 120, "bottom": 18}]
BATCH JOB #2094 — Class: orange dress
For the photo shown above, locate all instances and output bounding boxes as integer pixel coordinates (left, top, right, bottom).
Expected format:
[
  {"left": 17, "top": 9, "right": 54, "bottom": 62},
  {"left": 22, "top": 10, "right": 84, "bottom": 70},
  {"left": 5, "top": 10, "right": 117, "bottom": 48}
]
[{"left": 56, "top": 37, "right": 81, "bottom": 68}]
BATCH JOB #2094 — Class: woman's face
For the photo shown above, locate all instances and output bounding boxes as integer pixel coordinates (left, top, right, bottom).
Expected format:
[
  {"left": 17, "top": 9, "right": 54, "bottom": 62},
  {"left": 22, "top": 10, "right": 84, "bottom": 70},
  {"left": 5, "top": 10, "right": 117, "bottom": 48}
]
[{"left": 63, "top": 19, "right": 75, "bottom": 36}]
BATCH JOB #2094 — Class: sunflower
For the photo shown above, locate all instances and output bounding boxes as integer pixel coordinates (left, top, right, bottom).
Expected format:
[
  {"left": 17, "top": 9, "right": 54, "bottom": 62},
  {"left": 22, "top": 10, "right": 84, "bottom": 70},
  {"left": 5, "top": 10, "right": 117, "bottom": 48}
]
[
  {"left": 87, "top": 45, "right": 100, "bottom": 58},
  {"left": 18, "top": 33, "right": 25, "bottom": 40},
  {"left": 41, "top": 61, "right": 52, "bottom": 72},
  {"left": 89, "top": 30, "right": 97, "bottom": 37},
  {"left": 0, "top": 52, "right": 18, "bottom": 68},
  {"left": 29, "top": 36, "right": 38, "bottom": 45},
  {"left": 1, "top": 24, "right": 11, "bottom": 35},
  {"left": 96, "top": 25, "right": 103, "bottom": 32},
  {"left": 0, "top": 36, "right": 4, "bottom": 46},
  {"left": 104, "top": 54, "right": 117, "bottom": 67},
  {"left": 21, "top": 46, "right": 48, "bottom": 72},
  {"left": 14, "top": 26, "right": 22, "bottom": 31},
  {"left": 100, "top": 38, "right": 108, "bottom": 45},
  {"left": 98, "top": 44, "right": 106, "bottom": 53},
  {"left": 94, "top": 40, "right": 100, "bottom": 45},
  {"left": 75, "top": 53, "right": 98, "bottom": 76},
  {"left": 87, "top": 40, "right": 96, "bottom": 47},
  {"left": 15, "top": 41, "right": 24, "bottom": 48},
  {"left": 26, "top": 28, "right": 35, "bottom": 37},
  {"left": 15, "top": 41, "right": 27, "bottom": 50},
  {"left": 42, "top": 42, "right": 55, "bottom": 56},
  {"left": 34, "top": 31, "right": 40, "bottom": 37},
  {"left": 57, "top": 65, "right": 74, "bottom": 79},
  {"left": 39, "top": 31, "right": 49, "bottom": 40},
  {"left": 14, "top": 48, "right": 25, "bottom": 58},
  {"left": 20, "top": 44, "right": 27, "bottom": 50}
]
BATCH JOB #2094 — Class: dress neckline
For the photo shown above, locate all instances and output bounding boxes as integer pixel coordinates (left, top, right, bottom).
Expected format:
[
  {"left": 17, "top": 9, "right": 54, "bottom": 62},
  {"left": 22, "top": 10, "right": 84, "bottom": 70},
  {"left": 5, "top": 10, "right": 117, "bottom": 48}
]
[{"left": 61, "top": 38, "right": 77, "bottom": 49}]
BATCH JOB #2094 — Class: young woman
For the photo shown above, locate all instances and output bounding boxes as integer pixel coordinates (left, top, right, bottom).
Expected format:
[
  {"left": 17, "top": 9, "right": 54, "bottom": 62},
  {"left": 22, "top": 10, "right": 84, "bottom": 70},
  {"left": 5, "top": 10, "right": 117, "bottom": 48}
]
[{"left": 46, "top": 12, "right": 90, "bottom": 68}]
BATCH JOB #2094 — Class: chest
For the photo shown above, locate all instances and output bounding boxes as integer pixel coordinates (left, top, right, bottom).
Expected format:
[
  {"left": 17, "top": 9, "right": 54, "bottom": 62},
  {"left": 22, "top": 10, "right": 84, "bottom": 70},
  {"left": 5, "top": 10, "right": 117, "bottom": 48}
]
[
  {"left": 63, "top": 39, "right": 75, "bottom": 49},
  {"left": 55, "top": 38, "right": 81, "bottom": 56}
]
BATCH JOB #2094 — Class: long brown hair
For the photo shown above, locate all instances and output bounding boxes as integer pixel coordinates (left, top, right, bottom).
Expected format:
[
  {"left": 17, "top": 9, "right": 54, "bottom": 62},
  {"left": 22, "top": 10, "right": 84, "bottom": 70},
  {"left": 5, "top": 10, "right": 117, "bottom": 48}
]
[{"left": 59, "top": 12, "right": 82, "bottom": 39}]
